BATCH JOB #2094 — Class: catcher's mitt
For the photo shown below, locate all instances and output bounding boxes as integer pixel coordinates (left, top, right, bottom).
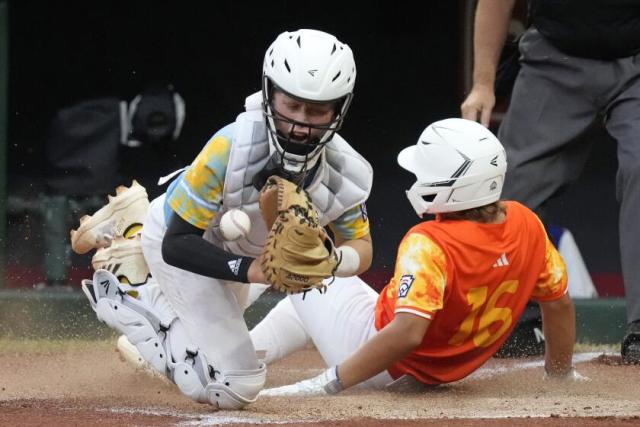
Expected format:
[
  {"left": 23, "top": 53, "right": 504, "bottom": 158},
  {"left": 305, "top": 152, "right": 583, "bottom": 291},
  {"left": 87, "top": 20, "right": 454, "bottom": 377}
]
[{"left": 259, "top": 175, "right": 338, "bottom": 294}]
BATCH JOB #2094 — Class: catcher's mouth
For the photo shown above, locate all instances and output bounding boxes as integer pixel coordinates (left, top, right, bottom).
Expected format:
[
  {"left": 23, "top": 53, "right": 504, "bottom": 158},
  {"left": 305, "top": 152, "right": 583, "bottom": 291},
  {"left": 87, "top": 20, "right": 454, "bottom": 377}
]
[{"left": 275, "top": 130, "right": 322, "bottom": 155}]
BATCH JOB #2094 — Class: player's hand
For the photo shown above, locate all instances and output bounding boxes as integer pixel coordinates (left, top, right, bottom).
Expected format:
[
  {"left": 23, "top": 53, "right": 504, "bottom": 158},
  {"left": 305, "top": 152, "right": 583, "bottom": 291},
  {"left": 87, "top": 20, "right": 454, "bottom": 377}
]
[
  {"left": 543, "top": 366, "right": 591, "bottom": 382},
  {"left": 460, "top": 85, "right": 496, "bottom": 128},
  {"left": 247, "top": 257, "right": 268, "bottom": 285},
  {"left": 259, "top": 366, "right": 343, "bottom": 397}
]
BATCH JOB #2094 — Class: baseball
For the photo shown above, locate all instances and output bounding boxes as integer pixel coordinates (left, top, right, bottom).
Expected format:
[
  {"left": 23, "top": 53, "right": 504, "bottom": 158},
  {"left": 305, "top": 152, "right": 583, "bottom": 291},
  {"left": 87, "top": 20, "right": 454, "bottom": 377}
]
[{"left": 219, "top": 209, "right": 251, "bottom": 241}]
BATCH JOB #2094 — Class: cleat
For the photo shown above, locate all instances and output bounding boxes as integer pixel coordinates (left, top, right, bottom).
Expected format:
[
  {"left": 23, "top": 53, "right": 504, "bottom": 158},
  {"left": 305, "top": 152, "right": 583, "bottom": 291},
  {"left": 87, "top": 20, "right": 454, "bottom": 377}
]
[
  {"left": 123, "top": 223, "right": 144, "bottom": 239},
  {"left": 622, "top": 320, "right": 640, "bottom": 364},
  {"left": 70, "top": 181, "right": 150, "bottom": 254},
  {"left": 91, "top": 235, "right": 151, "bottom": 286}
]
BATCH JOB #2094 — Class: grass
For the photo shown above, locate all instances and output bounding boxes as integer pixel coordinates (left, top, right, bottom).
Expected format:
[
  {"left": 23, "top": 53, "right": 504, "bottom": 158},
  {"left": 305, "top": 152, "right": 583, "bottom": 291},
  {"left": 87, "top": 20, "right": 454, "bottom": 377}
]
[
  {"left": 0, "top": 338, "right": 115, "bottom": 354},
  {"left": 574, "top": 342, "right": 618, "bottom": 353}
]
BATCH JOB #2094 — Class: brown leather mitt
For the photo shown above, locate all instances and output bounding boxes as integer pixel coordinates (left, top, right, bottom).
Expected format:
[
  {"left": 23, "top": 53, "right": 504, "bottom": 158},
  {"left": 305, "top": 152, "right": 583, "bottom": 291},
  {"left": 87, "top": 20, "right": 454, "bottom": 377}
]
[{"left": 259, "top": 175, "right": 338, "bottom": 294}]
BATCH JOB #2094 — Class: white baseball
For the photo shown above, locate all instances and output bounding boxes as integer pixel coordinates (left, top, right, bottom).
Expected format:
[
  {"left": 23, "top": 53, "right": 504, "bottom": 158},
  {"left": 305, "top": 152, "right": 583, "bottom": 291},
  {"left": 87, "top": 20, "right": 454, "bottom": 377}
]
[{"left": 219, "top": 209, "right": 251, "bottom": 241}]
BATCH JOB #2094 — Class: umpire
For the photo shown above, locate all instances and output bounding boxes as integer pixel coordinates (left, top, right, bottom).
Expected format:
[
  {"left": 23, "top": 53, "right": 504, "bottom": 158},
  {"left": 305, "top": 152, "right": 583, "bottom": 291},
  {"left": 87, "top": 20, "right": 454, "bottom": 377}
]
[{"left": 461, "top": 0, "right": 640, "bottom": 363}]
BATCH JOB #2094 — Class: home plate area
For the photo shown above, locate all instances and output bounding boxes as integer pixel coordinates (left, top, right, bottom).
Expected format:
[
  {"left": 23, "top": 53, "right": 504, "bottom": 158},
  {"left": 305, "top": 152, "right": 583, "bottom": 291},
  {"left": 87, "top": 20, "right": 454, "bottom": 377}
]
[{"left": 1, "top": 341, "right": 639, "bottom": 426}]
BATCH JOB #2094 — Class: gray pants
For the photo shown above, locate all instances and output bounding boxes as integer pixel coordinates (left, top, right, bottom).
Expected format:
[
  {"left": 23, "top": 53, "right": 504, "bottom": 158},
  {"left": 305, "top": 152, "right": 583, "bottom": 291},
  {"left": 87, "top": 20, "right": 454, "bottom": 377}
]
[{"left": 500, "top": 28, "right": 640, "bottom": 324}]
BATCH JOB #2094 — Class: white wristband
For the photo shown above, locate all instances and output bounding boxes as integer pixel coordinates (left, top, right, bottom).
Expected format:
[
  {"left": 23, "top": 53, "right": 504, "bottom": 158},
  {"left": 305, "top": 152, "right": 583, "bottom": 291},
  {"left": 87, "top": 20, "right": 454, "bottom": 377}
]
[
  {"left": 335, "top": 245, "right": 360, "bottom": 277},
  {"left": 323, "top": 366, "right": 345, "bottom": 395}
]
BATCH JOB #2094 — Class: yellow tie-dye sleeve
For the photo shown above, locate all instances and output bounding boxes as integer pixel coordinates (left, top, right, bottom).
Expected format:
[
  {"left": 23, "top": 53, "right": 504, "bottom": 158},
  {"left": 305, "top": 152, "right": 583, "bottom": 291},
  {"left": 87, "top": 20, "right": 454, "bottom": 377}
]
[
  {"left": 391, "top": 232, "right": 448, "bottom": 319},
  {"left": 328, "top": 203, "right": 370, "bottom": 241},
  {"left": 167, "top": 134, "right": 231, "bottom": 230},
  {"left": 531, "top": 236, "right": 568, "bottom": 301}
]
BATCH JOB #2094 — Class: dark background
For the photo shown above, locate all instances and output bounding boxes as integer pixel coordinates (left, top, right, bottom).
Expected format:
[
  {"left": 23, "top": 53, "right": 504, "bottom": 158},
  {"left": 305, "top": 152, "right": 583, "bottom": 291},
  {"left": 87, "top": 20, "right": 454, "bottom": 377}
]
[{"left": 4, "top": 1, "right": 622, "bottom": 291}]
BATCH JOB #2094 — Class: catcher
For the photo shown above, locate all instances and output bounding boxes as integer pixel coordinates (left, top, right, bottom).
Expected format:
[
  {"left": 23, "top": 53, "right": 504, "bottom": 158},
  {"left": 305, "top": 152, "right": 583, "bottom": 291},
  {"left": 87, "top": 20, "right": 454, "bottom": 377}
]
[
  {"left": 76, "top": 29, "right": 373, "bottom": 409},
  {"left": 255, "top": 118, "right": 587, "bottom": 398}
]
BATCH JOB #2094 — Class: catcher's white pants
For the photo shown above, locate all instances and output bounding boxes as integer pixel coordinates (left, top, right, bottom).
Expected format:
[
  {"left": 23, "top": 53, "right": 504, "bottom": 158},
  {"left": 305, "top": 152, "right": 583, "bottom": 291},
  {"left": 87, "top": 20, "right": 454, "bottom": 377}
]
[
  {"left": 251, "top": 275, "right": 393, "bottom": 389},
  {"left": 141, "top": 194, "right": 260, "bottom": 372}
]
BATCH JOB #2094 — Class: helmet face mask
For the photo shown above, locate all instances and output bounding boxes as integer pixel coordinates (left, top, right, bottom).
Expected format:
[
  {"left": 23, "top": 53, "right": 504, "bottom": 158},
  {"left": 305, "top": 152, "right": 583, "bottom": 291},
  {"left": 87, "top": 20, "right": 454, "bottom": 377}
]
[
  {"left": 264, "top": 82, "right": 346, "bottom": 149},
  {"left": 398, "top": 118, "right": 507, "bottom": 217},
  {"left": 261, "top": 29, "right": 356, "bottom": 176}
]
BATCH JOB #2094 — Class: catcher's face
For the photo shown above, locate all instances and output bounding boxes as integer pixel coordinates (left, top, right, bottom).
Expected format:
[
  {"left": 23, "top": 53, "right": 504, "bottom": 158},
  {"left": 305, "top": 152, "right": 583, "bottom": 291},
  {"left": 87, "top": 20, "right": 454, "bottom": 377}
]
[{"left": 271, "top": 91, "right": 336, "bottom": 153}]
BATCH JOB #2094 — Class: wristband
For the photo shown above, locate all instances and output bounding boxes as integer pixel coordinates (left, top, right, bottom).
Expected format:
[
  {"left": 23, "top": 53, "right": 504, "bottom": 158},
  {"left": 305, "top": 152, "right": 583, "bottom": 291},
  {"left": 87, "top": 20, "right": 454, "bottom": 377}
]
[
  {"left": 335, "top": 246, "right": 360, "bottom": 277},
  {"left": 323, "top": 365, "right": 345, "bottom": 395}
]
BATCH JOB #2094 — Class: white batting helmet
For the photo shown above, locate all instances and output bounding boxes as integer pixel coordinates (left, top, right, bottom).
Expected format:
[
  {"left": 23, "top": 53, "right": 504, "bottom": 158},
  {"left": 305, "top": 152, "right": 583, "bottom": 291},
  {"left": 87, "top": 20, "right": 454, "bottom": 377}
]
[
  {"left": 262, "top": 29, "right": 356, "bottom": 173},
  {"left": 398, "top": 118, "right": 507, "bottom": 217}
]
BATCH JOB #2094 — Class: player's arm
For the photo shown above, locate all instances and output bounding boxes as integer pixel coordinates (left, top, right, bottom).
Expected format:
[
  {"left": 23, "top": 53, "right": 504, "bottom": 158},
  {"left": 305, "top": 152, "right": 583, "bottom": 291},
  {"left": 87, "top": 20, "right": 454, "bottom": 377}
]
[
  {"left": 162, "top": 212, "right": 266, "bottom": 284},
  {"left": 334, "top": 232, "right": 372, "bottom": 276},
  {"left": 337, "top": 313, "right": 429, "bottom": 388},
  {"left": 535, "top": 240, "right": 575, "bottom": 377},
  {"left": 330, "top": 203, "right": 373, "bottom": 276},
  {"left": 460, "top": 0, "right": 515, "bottom": 126},
  {"left": 162, "top": 129, "right": 267, "bottom": 284},
  {"left": 532, "top": 233, "right": 584, "bottom": 380},
  {"left": 538, "top": 294, "right": 575, "bottom": 376}
]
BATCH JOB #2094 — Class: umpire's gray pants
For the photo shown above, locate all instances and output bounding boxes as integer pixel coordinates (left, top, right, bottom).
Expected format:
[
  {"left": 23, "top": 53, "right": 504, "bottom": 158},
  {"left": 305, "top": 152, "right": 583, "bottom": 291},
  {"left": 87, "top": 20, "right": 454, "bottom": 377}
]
[{"left": 499, "top": 28, "right": 640, "bottom": 324}]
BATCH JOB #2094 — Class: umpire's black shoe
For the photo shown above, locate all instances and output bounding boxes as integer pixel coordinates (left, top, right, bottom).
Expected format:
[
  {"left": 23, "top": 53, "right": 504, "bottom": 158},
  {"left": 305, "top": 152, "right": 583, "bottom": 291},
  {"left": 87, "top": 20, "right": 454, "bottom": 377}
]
[{"left": 622, "top": 320, "right": 640, "bottom": 364}]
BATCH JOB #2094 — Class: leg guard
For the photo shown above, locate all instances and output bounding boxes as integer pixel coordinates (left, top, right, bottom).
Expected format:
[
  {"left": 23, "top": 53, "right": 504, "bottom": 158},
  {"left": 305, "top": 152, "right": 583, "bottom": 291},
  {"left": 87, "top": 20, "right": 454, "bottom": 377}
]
[
  {"left": 83, "top": 269, "right": 267, "bottom": 409},
  {"left": 84, "top": 269, "right": 173, "bottom": 374}
]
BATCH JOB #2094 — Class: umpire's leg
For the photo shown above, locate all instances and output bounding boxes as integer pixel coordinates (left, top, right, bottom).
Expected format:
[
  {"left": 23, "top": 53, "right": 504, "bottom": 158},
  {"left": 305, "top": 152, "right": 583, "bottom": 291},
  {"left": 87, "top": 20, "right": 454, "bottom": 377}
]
[
  {"left": 499, "top": 28, "right": 599, "bottom": 209},
  {"left": 605, "top": 55, "right": 640, "bottom": 327}
]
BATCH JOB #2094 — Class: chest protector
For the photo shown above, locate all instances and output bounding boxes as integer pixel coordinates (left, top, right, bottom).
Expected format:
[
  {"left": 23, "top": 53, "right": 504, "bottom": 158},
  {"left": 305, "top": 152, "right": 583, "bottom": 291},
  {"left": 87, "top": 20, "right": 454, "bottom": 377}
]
[{"left": 204, "top": 92, "right": 373, "bottom": 257}]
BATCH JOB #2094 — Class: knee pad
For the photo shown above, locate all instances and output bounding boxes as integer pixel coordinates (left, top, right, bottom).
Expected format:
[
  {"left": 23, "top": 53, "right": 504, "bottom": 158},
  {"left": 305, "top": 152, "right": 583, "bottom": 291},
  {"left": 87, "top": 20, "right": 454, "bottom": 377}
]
[
  {"left": 204, "top": 364, "right": 267, "bottom": 409},
  {"left": 166, "top": 331, "right": 267, "bottom": 409}
]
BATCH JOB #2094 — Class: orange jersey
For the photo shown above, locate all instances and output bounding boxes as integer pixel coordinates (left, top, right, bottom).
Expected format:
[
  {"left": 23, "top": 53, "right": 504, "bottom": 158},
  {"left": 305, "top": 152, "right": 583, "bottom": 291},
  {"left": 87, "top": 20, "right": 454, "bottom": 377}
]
[{"left": 374, "top": 201, "right": 567, "bottom": 384}]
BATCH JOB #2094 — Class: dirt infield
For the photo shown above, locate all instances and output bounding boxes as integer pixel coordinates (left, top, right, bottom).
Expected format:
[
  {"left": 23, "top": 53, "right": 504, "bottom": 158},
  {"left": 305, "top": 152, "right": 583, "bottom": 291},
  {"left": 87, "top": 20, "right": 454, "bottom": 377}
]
[{"left": 1, "top": 340, "right": 639, "bottom": 426}]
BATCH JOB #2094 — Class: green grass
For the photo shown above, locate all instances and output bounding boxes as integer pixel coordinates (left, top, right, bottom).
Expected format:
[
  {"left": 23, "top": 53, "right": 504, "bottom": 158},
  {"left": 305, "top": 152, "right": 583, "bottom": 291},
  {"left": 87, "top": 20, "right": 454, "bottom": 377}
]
[
  {"left": 574, "top": 342, "right": 618, "bottom": 353},
  {"left": 0, "top": 338, "right": 115, "bottom": 354}
]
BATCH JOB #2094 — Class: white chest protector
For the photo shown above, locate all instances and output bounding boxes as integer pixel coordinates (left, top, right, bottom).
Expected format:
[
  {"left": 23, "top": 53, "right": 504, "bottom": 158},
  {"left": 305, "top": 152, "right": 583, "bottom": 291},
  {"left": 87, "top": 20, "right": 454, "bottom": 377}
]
[{"left": 204, "top": 92, "right": 373, "bottom": 257}]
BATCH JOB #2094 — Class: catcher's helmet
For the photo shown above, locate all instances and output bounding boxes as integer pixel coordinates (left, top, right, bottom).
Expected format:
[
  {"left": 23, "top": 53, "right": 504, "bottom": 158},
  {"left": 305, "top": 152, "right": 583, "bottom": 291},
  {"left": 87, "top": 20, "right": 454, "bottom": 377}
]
[
  {"left": 262, "top": 29, "right": 356, "bottom": 174},
  {"left": 397, "top": 118, "right": 507, "bottom": 216}
]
